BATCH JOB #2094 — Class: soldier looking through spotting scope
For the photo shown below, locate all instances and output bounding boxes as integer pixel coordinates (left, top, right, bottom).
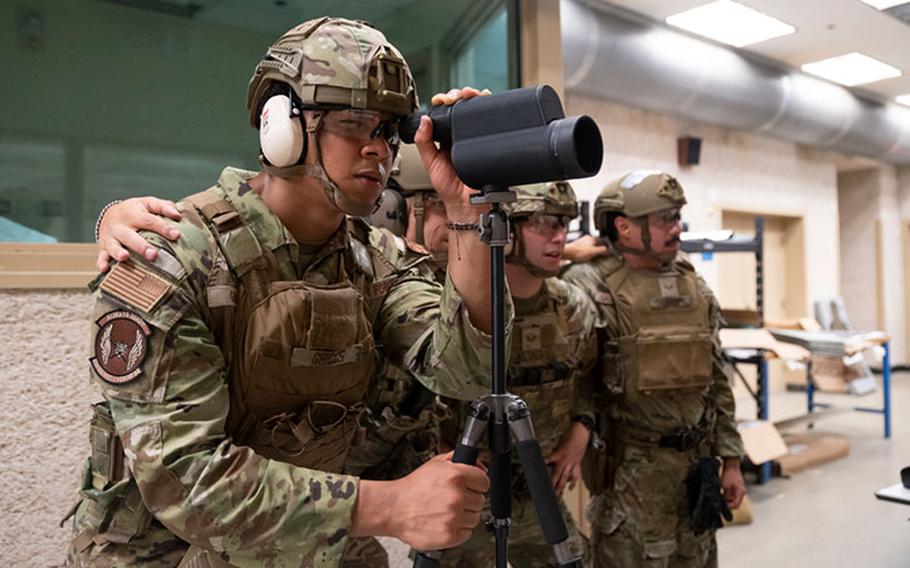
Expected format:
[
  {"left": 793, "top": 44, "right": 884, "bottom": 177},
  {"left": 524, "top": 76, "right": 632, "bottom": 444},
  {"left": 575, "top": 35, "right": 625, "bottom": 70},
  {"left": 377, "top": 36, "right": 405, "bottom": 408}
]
[
  {"left": 63, "top": 17, "right": 502, "bottom": 568},
  {"left": 92, "top": 147, "right": 600, "bottom": 565}
]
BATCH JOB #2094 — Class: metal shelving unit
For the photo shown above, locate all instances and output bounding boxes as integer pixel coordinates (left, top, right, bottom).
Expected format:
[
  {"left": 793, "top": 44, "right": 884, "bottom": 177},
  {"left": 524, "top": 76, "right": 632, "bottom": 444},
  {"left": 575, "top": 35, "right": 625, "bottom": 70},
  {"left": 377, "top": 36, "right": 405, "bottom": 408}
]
[{"left": 681, "top": 217, "right": 772, "bottom": 482}]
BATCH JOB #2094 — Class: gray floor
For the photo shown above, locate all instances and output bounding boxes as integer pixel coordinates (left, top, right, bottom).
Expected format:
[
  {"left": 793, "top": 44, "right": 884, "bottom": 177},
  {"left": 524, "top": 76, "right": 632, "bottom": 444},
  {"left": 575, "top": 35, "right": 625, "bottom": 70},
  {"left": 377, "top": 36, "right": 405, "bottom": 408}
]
[{"left": 718, "top": 370, "right": 910, "bottom": 568}]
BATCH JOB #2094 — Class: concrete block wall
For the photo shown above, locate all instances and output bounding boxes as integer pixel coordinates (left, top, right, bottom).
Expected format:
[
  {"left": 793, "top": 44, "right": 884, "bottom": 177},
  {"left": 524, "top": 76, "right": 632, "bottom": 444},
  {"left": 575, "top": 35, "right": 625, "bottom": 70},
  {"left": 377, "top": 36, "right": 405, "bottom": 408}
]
[
  {"left": 0, "top": 289, "right": 96, "bottom": 566},
  {"left": 838, "top": 169, "right": 883, "bottom": 334},
  {"left": 878, "top": 167, "right": 906, "bottom": 363},
  {"left": 838, "top": 167, "right": 908, "bottom": 363},
  {"left": 565, "top": 94, "right": 842, "bottom": 319}
]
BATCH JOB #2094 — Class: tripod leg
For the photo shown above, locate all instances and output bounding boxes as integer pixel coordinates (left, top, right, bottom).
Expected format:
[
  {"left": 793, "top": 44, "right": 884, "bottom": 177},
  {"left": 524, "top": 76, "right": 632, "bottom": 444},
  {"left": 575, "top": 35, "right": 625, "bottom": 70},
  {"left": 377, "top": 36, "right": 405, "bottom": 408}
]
[
  {"left": 488, "top": 416, "right": 512, "bottom": 568},
  {"left": 413, "top": 400, "right": 491, "bottom": 568},
  {"left": 508, "top": 400, "right": 584, "bottom": 568}
]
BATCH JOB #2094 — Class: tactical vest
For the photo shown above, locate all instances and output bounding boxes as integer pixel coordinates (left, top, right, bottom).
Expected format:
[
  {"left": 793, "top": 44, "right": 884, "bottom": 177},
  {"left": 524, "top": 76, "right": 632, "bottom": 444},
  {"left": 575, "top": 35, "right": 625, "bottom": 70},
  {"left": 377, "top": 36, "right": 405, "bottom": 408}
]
[
  {"left": 343, "top": 257, "right": 447, "bottom": 480},
  {"left": 182, "top": 187, "right": 400, "bottom": 473},
  {"left": 508, "top": 279, "right": 576, "bottom": 456},
  {"left": 68, "top": 183, "right": 418, "bottom": 567},
  {"left": 598, "top": 256, "right": 713, "bottom": 405},
  {"left": 445, "top": 279, "right": 576, "bottom": 462}
]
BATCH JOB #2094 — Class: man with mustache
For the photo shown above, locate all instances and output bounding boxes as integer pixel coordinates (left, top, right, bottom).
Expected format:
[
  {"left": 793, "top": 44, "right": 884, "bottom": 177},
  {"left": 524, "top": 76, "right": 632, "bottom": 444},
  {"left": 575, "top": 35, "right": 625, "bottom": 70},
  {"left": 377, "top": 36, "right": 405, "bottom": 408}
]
[
  {"left": 63, "top": 17, "right": 500, "bottom": 568},
  {"left": 562, "top": 170, "right": 746, "bottom": 568}
]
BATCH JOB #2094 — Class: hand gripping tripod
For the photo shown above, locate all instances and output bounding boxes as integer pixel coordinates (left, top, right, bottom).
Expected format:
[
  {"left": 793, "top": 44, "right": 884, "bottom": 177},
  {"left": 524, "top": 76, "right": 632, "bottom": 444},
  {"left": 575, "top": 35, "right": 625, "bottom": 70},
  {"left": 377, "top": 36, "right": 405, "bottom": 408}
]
[{"left": 414, "top": 187, "right": 583, "bottom": 568}]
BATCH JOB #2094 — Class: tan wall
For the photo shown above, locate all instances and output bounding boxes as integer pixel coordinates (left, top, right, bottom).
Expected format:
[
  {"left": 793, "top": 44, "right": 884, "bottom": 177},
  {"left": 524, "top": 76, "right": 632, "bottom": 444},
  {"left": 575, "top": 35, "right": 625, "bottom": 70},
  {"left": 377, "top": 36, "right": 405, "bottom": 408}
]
[
  {"left": 564, "top": 94, "right": 841, "bottom": 316},
  {"left": 717, "top": 211, "right": 807, "bottom": 321},
  {"left": 838, "top": 167, "right": 908, "bottom": 362},
  {"left": 0, "top": 289, "right": 96, "bottom": 566},
  {"left": 838, "top": 170, "right": 880, "bottom": 332},
  {"left": 877, "top": 167, "right": 906, "bottom": 362}
]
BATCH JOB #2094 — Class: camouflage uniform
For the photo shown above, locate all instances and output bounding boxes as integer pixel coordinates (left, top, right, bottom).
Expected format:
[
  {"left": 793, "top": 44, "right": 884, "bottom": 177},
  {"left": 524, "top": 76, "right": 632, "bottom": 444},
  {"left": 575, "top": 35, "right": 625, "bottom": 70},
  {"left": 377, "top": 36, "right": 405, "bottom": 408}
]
[
  {"left": 562, "top": 172, "right": 744, "bottom": 568},
  {"left": 346, "top": 144, "right": 448, "bottom": 485},
  {"left": 64, "top": 18, "right": 502, "bottom": 568},
  {"left": 440, "top": 182, "right": 597, "bottom": 568}
]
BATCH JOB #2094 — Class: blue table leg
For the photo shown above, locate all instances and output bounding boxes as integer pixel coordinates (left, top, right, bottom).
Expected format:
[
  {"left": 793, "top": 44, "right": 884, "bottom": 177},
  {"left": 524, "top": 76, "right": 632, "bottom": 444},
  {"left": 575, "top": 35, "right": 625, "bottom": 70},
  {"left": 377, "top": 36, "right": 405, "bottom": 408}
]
[
  {"left": 807, "top": 365, "right": 815, "bottom": 414},
  {"left": 855, "top": 341, "right": 891, "bottom": 438},
  {"left": 759, "top": 358, "right": 771, "bottom": 483},
  {"left": 883, "top": 341, "right": 891, "bottom": 439}
]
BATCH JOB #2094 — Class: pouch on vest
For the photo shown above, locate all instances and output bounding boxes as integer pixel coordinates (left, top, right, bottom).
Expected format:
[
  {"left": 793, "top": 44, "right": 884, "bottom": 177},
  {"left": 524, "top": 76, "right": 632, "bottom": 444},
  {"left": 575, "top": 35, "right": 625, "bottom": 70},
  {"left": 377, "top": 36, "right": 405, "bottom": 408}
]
[
  {"left": 511, "top": 378, "right": 573, "bottom": 455},
  {"left": 242, "top": 282, "right": 375, "bottom": 409},
  {"left": 602, "top": 336, "right": 635, "bottom": 395},
  {"left": 239, "top": 281, "right": 374, "bottom": 471},
  {"left": 70, "top": 402, "right": 152, "bottom": 551},
  {"left": 243, "top": 400, "right": 367, "bottom": 472},
  {"left": 634, "top": 327, "right": 713, "bottom": 393}
]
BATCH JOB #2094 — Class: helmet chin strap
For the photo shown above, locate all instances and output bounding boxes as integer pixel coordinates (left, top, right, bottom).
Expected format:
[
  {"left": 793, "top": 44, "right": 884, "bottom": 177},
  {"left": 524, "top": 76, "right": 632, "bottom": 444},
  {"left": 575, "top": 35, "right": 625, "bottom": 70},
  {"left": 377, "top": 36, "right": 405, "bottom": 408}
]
[
  {"left": 506, "top": 229, "right": 560, "bottom": 278},
  {"left": 259, "top": 112, "right": 381, "bottom": 218},
  {"left": 412, "top": 193, "right": 426, "bottom": 246},
  {"left": 613, "top": 217, "right": 677, "bottom": 265}
]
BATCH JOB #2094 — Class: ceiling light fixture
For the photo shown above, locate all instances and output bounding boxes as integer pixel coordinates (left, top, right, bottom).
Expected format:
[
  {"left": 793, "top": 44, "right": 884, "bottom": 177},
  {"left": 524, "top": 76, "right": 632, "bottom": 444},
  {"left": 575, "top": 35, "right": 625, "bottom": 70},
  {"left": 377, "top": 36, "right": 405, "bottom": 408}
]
[
  {"left": 857, "top": 0, "right": 908, "bottom": 10},
  {"left": 801, "top": 52, "right": 902, "bottom": 86},
  {"left": 665, "top": 0, "right": 796, "bottom": 48}
]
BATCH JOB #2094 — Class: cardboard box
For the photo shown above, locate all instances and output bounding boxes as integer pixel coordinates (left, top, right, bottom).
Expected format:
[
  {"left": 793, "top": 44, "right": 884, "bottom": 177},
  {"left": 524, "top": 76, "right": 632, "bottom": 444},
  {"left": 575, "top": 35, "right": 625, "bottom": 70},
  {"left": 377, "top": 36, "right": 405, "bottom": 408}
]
[
  {"left": 737, "top": 420, "right": 788, "bottom": 465},
  {"left": 777, "top": 431, "right": 849, "bottom": 476},
  {"left": 810, "top": 355, "right": 870, "bottom": 393},
  {"left": 721, "top": 308, "right": 762, "bottom": 327},
  {"left": 719, "top": 328, "right": 809, "bottom": 361},
  {"left": 810, "top": 355, "right": 850, "bottom": 393}
]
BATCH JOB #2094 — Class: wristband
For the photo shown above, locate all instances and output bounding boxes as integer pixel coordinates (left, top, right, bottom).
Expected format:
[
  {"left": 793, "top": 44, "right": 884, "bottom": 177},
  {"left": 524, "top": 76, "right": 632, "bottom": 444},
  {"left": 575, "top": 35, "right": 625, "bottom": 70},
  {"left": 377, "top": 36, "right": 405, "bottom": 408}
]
[
  {"left": 445, "top": 221, "right": 479, "bottom": 231},
  {"left": 571, "top": 414, "right": 595, "bottom": 431},
  {"left": 94, "top": 200, "right": 122, "bottom": 242}
]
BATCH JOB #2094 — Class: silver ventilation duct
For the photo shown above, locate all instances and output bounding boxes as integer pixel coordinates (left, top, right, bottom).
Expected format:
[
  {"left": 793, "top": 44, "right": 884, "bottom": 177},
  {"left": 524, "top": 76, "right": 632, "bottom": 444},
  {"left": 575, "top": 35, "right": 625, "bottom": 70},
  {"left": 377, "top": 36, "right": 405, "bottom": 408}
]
[{"left": 562, "top": 0, "right": 910, "bottom": 165}]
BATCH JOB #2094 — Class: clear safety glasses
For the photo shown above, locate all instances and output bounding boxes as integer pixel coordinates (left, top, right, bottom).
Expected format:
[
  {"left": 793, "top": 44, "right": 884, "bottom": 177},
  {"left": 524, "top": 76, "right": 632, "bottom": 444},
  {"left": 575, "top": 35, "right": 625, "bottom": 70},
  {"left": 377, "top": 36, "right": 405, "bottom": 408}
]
[
  {"left": 522, "top": 214, "right": 571, "bottom": 237},
  {"left": 646, "top": 208, "right": 682, "bottom": 230},
  {"left": 321, "top": 109, "right": 401, "bottom": 147}
]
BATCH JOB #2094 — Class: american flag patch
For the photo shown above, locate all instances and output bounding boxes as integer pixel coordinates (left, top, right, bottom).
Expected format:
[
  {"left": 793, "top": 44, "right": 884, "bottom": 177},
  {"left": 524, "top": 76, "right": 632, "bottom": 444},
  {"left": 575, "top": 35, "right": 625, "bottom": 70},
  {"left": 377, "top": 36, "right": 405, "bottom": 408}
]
[{"left": 101, "top": 262, "right": 172, "bottom": 313}]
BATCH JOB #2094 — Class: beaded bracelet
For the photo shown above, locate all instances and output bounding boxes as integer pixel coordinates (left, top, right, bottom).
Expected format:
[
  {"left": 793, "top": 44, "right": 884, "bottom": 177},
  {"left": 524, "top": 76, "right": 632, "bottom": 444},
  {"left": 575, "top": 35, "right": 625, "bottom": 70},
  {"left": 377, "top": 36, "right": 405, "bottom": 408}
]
[
  {"left": 445, "top": 221, "right": 479, "bottom": 231},
  {"left": 94, "top": 199, "right": 122, "bottom": 242}
]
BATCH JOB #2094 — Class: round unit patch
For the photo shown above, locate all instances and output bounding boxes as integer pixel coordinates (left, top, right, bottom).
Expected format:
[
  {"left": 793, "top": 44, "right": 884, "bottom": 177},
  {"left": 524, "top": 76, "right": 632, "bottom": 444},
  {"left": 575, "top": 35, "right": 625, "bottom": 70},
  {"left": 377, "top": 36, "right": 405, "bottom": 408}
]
[{"left": 90, "top": 310, "right": 152, "bottom": 385}]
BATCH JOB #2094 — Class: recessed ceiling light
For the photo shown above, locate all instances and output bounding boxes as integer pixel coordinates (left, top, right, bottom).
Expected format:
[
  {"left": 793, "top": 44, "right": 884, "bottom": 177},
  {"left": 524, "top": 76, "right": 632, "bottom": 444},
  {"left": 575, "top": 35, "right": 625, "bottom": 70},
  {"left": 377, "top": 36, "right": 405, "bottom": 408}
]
[
  {"left": 801, "top": 52, "right": 902, "bottom": 86},
  {"left": 896, "top": 94, "right": 910, "bottom": 106},
  {"left": 858, "top": 0, "right": 907, "bottom": 9},
  {"left": 665, "top": 0, "right": 796, "bottom": 48}
]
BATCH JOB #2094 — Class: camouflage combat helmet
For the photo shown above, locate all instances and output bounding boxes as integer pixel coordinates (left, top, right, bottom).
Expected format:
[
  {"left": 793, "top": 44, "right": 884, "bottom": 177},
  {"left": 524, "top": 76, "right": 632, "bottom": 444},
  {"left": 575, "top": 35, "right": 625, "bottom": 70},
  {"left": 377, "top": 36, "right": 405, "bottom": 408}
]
[
  {"left": 246, "top": 17, "right": 417, "bottom": 126},
  {"left": 594, "top": 170, "right": 687, "bottom": 264},
  {"left": 246, "top": 17, "right": 418, "bottom": 217},
  {"left": 594, "top": 170, "right": 686, "bottom": 232},
  {"left": 391, "top": 144, "right": 434, "bottom": 193},
  {"left": 371, "top": 145, "right": 439, "bottom": 246},
  {"left": 507, "top": 181, "right": 578, "bottom": 278},
  {"left": 511, "top": 181, "right": 579, "bottom": 219}
]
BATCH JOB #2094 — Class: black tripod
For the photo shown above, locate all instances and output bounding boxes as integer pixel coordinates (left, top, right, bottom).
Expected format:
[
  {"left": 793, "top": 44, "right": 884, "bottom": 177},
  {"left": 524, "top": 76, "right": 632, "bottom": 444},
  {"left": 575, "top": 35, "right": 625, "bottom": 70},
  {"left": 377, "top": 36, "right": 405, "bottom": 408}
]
[{"left": 414, "top": 187, "right": 583, "bottom": 568}]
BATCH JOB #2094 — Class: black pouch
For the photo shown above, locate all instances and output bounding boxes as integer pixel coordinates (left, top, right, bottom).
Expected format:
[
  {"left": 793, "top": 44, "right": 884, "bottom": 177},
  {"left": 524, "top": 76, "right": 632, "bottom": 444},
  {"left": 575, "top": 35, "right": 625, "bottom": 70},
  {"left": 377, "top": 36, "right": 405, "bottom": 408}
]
[{"left": 685, "top": 457, "right": 732, "bottom": 535}]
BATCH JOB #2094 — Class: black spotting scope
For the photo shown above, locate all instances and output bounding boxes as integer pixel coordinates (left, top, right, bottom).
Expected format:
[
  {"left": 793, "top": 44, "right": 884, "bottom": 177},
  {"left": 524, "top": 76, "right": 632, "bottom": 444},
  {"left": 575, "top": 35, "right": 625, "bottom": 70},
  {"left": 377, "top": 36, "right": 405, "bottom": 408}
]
[{"left": 399, "top": 85, "right": 603, "bottom": 188}]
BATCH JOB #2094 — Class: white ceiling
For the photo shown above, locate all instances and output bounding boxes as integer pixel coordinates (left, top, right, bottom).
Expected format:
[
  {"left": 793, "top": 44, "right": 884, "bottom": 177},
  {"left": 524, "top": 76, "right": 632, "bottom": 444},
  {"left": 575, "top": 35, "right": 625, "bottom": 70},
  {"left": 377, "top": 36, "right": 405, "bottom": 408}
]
[{"left": 602, "top": 0, "right": 910, "bottom": 103}]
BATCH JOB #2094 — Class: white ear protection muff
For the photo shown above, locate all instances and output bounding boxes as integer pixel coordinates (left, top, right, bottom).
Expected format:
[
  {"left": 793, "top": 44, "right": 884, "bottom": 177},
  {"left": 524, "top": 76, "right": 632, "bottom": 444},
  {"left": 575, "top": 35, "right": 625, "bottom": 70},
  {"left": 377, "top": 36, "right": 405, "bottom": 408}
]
[{"left": 259, "top": 94, "right": 304, "bottom": 167}]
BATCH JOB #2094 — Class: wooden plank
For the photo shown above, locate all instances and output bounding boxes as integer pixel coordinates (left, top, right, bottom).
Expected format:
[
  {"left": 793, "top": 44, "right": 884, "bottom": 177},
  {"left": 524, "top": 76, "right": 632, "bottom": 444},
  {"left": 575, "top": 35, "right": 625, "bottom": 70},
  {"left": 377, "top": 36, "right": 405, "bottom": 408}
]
[{"left": 0, "top": 243, "right": 96, "bottom": 289}]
